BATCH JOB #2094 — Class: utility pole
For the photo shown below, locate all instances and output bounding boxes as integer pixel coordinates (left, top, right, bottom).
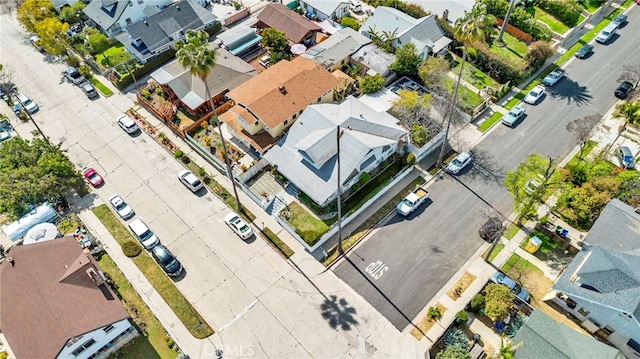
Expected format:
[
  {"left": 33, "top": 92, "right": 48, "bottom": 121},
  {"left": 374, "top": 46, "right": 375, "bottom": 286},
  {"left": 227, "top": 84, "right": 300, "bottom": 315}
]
[
  {"left": 336, "top": 125, "right": 344, "bottom": 254},
  {"left": 484, "top": 224, "right": 505, "bottom": 263},
  {"left": 14, "top": 93, "right": 50, "bottom": 145}
]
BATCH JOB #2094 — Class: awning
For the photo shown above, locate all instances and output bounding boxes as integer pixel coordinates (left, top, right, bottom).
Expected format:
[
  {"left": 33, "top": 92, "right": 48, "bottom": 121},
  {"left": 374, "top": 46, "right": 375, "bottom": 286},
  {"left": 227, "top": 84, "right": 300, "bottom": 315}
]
[{"left": 230, "top": 35, "right": 262, "bottom": 56}]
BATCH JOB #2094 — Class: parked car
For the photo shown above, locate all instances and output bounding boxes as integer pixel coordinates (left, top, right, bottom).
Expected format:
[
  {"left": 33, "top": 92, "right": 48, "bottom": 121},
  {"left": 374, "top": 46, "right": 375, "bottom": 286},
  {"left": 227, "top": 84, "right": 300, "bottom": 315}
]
[
  {"left": 612, "top": 14, "right": 627, "bottom": 26},
  {"left": 595, "top": 23, "right": 617, "bottom": 44},
  {"left": 62, "top": 66, "right": 86, "bottom": 85},
  {"left": 82, "top": 167, "right": 104, "bottom": 187},
  {"left": 29, "top": 35, "right": 43, "bottom": 52},
  {"left": 501, "top": 106, "right": 526, "bottom": 127},
  {"left": 617, "top": 145, "right": 635, "bottom": 169},
  {"left": 224, "top": 212, "right": 254, "bottom": 240},
  {"left": 151, "top": 244, "right": 183, "bottom": 277},
  {"left": 490, "top": 272, "right": 530, "bottom": 302},
  {"left": 178, "top": 170, "right": 203, "bottom": 192},
  {"left": 109, "top": 194, "right": 134, "bottom": 220},
  {"left": 128, "top": 218, "right": 160, "bottom": 249},
  {"left": 574, "top": 44, "right": 593, "bottom": 59},
  {"left": 446, "top": 152, "right": 472, "bottom": 174},
  {"left": 478, "top": 217, "right": 503, "bottom": 242},
  {"left": 80, "top": 82, "right": 98, "bottom": 99},
  {"left": 116, "top": 114, "right": 139, "bottom": 134},
  {"left": 16, "top": 93, "right": 39, "bottom": 114},
  {"left": 523, "top": 85, "right": 545, "bottom": 105},
  {"left": 615, "top": 81, "right": 633, "bottom": 99}
]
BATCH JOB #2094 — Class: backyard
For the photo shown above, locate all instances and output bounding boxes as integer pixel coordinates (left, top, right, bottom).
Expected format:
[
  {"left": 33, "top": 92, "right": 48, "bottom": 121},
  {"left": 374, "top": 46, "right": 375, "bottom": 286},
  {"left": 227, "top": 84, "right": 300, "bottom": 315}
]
[
  {"left": 487, "top": 32, "right": 529, "bottom": 66},
  {"left": 501, "top": 254, "right": 553, "bottom": 307}
]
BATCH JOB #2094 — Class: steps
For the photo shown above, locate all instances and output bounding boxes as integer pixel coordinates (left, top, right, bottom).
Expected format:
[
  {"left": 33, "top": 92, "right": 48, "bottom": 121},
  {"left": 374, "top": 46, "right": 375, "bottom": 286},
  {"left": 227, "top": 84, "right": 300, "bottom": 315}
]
[{"left": 266, "top": 195, "right": 287, "bottom": 216}]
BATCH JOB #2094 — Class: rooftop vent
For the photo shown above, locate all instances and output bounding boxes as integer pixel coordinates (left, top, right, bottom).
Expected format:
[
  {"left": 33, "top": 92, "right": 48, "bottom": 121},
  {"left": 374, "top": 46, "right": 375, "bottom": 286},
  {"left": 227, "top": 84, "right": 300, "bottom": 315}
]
[
  {"left": 144, "top": 21, "right": 148, "bottom": 26},
  {"left": 279, "top": 85, "right": 287, "bottom": 95},
  {"left": 86, "top": 267, "right": 105, "bottom": 286}
]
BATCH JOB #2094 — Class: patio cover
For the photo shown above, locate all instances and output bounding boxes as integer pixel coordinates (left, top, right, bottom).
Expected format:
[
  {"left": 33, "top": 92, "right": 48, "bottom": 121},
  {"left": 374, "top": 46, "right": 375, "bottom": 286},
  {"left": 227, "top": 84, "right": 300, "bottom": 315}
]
[{"left": 1, "top": 203, "right": 57, "bottom": 241}]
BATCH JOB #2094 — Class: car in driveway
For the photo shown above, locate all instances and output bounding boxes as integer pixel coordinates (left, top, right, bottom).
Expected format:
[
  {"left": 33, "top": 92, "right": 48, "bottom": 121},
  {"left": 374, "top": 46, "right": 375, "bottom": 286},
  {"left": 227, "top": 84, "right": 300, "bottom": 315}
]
[
  {"left": 490, "top": 272, "right": 530, "bottom": 302},
  {"left": 446, "top": 152, "right": 471, "bottom": 174},
  {"left": 501, "top": 106, "right": 526, "bottom": 127},
  {"left": 178, "top": 170, "right": 203, "bottom": 192},
  {"left": 151, "top": 244, "right": 183, "bottom": 277},
  {"left": 574, "top": 44, "right": 593, "bottom": 59},
  {"left": 523, "top": 85, "right": 545, "bottom": 105},
  {"left": 109, "top": 194, "right": 134, "bottom": 220},
  {"left": 82, "top": 167, "right": 104, "bottom": 187},
  {"left": 612, "top": 14, "right": 627, "bottom": 26},
  {"left": 617, "top": 145, "right": 635, "bottom": 169},
  {"left": 16, "top": 93, "right": 39, "bottom": 114},
  {"left": 80, "top": 82, "right": 98, "bottom": 99},
  {"left": 615, "top": 81, "right": 633, "bottom": 99},
  {"left": 62, "top": 66, "right": 86, "bottom": 85},
  {"left": 116, "top": 114, "right": 139, "bottom": 134},
  {"left": 478, "top": 217, "right": 503, "bottom": 242},
  {"left": 224, "top": 212, "right": 254, "bottom": 240}
]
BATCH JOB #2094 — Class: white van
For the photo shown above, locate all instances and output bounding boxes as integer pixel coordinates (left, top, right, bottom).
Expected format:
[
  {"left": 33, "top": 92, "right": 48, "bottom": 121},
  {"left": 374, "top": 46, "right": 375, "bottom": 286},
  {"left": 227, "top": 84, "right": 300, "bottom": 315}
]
[
  {"left": 349, "top": 0, "right": 362, "bottom": 13},
  {"left": 128, "top": 218, "right": 160, "bottom": 249},
  {"left": 595, "top": 23, "right": 617, "bottom": 44}
]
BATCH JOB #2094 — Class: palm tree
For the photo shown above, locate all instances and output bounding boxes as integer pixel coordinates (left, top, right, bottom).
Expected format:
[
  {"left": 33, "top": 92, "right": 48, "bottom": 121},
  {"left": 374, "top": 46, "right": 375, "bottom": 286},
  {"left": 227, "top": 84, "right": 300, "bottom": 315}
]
[
  {"left": 436, "top": 5, "right": 496, "bottom": 168},
  {"left": 617, "top": 100, "right": 640, "bottom": 125},
  {"left": 497, "top": 0, "right": 516, "bottom": 44},
  {"left": 174, "top": 30, "right": 242, "bottom": 211}
]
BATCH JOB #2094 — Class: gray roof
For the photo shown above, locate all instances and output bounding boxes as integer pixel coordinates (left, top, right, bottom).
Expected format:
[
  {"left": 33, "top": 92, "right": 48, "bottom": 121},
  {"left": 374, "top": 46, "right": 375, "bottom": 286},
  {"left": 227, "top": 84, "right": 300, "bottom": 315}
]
[
  {"left": 351, "top": 43, "right": 396, "bottom": 77},
  {"left": 582, "top": 198, "right": 640, "bottom": 253},
  {"left": 512, "top": 310, "right": 624, "bottom": 359},
  {"left": 263, "top": 96, "right": 407, "bottom": 206},
  {"left": 150, "top": 48, "right": 255, "bottom": 110},
  {"left": 302, "top": 0, "right": 348, "bottom": 17},
  {"left": 83, "top": 0, "right": 132, "bottom": 32},
  {"left": 302, "top": 27, "right": 371, "bottom": 68},
  {"left": 554, "top": 245, "right": 640, "bottom": 320},
  {"left": 361, "top": 6, "right": 418, "bottom": 38},
  {"left": 124, "top": 1, "right": 217, "bottom": 57}
]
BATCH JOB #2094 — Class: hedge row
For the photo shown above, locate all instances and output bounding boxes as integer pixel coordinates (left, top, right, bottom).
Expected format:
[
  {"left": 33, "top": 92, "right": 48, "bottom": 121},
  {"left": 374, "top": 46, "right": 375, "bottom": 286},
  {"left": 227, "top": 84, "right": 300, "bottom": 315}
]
[
  {"left": 362, "top": 0, "right": 428, "bottom": 19},
  {"left": 480, "top": 0, "right": 552, "bottom": 40},
  {"left": 538, "top": 0, "right": 583, "bottom": 27}
]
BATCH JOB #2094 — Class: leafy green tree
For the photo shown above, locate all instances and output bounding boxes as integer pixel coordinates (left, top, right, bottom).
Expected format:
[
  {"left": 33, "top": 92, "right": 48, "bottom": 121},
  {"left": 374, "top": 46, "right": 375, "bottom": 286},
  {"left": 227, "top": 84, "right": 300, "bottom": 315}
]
[
  {"left": 390, "top": 43, "right": 422, "bottom": 77},
  {"left": 34, "top": 17, "right": 70, "bottom": 55},
  {"left": 411, "top": 124, "right": 427, "bottom": 147},
  {"left": 58, "top": 2, "right": 85, "bottom": 24},
  {"left": 524, "top": 41, "right": 554, "bottom": 67},
  {"left": 504, "top": 153, "right": 558, "bottom": 221},
  {"left": 359, "top": 74, "right": 384, "bottom": 94},
  {"left": 484, "top": 283, "right": 514, "bottom": 321},
  {"left": 0, "top": 138, "right": 79, "bottom": 219},
  {"left": 262, "top": 28, "right": 287, "bottom": 52},
  {"left": 617, "top": 100, "right": 640, "bottom": 125},
  {"left": 340, "top": 16, "right": 360, "bottom": 31},
  {"left": 418, "top": 56, "right": 450, "bottom": 94},
  {"left": 436, "top": 345, "right": 471, "bottom": 359},
  {"left": 174, "top": 30, "right": 242, "bottom": 210},
  {"left": 497, "top": 335, "right": 523, "bottom": 359},
  {"left": 88, "top": 33, "right": 109, "bottom": 54},
  {"left": 17, "top": 0, "right": 54, "bottom": 33}
]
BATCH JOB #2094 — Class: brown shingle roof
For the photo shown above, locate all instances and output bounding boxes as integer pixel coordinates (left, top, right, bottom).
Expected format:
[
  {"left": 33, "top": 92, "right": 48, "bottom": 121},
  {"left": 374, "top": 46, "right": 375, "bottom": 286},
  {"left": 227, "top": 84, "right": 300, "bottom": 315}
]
[
  {"left": 0, "top": 237, "right": 129, "bottom": 358},
  {"left": 257, "top": 3, "right": 321, "bottom": 44},
  {"left": 219, "top": 108, "right": 278, "bottom": 153},
  {"left": 224, "top": 57, "right": 340, "bottom": 129}
]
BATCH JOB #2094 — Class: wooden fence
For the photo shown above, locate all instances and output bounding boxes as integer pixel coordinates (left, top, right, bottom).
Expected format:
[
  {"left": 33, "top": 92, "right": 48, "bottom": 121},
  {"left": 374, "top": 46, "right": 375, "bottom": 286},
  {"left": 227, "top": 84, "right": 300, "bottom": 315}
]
[{"left": 496, "top": 18, "right": 533, "bottom": 43}]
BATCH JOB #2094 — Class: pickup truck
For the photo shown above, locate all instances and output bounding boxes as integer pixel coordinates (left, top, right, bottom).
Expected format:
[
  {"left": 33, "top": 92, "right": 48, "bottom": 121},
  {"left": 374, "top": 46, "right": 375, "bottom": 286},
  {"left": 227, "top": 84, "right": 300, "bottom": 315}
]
[
  {"left": 397, "top": 187, "right": 429, "bottom": 216},
  {"left": 542, "top": 68, "right": 565, "bottom": 86}
]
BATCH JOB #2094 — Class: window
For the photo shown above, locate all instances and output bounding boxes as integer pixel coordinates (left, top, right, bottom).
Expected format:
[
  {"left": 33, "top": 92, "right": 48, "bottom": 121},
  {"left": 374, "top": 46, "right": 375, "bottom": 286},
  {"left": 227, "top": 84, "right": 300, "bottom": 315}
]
[
  {"left": 578, "top": 307, "right": 590, "bottom": 316},
  {"left": 125, "top": 18, "right": 132, "bottom": 25},
  {"left": 72, "top": 339, "right": 96, "bottom": 356},
  {"left": 254, "top": 121, "right": 258, "bottom": 126},
  {"left": 628, "top": 338, "right": 640, "bottom": 353},
  {"left": 602, "top": 325, "right": 615, "bottom": 335},
  {"left": 292, "top": 114, "right": 297, "bottom": 120},
  {"left": 103, "top": 324, "right": 115, "bottom": 333},
  {"left": 317, "top": 97, "right": 321, "bottom": 103},
  {"left": 284, "top": 120, "right": 288, "bottom": 126}
]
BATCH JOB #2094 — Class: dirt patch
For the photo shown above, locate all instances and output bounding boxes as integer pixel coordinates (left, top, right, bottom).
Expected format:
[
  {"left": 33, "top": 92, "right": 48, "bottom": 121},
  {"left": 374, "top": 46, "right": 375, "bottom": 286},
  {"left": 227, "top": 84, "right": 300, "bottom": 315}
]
[
  {"left": 447, "top": 272, "right": 477, "bottom": 301},
  {"left": 503, "top": 254, "right": 553, "bottom": 307},
  {"left": 538, "top": 302, "right": 589, "bottom": 335},
  {"left": 411, "top": 302, "right": 447, "bottom": 341}
]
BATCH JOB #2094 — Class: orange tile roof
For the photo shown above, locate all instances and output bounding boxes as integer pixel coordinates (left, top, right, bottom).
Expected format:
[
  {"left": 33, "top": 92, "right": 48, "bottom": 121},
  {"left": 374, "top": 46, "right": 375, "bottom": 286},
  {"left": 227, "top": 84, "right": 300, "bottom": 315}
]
[{"left": 225, "top": 57, "right": 340, "bottom": 129}]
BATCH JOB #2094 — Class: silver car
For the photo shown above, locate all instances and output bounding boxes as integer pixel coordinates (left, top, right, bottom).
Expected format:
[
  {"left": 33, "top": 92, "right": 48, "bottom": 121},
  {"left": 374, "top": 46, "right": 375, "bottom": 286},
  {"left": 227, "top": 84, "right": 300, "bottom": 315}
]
[{"left": 117, "top": 114, "right": 139, "bottom": 134}]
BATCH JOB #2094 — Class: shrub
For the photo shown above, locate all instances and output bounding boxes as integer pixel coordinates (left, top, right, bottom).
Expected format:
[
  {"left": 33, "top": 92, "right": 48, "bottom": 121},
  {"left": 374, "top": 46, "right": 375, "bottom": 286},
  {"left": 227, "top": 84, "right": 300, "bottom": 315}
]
[
  {"left": 411, "top": 124, "right": 428, "bottom": 147},
  {"left": 538, "top": 0, "right": 583, "bottom": 26},
  {"left": 121, "top": 240, "right": 142, "bottom": 257},
  {"left": 340, "top": 16, "right": 360, "bottom": 31},
  {"left": 66, "top": 56, "right": 80, "bottom": 68},
  {"left": 203, "top": 135, "right": 211, "bottom": 147},
  {"left": 78, "top": 64, "right": 92, "bottom": 79},
  {"left": 455, "top": 310, "right": 470, "bottom": 324},
  {"left": 181, "top": 155, "right": 191, "bottom": 164},
  {"left": 470, "top": 293, "right": 485, "bottom": 312},
  {"left": 174, "top": 149, "right": 183, "bottom": 158},
  {"left": 427, "top": 306, "right": 442, "bottom": 320},
  {"left": 141, "top": 88, "right": 151, "bottom": 97},
  {"left": 403, "top": 152, "right": 416, "bottom": 166},
  {"left": 359, "top": 74, "right": 385, "bottom": 94},
  {"left": 198, "top": 166, "right": 206, "bottom": 177},
  {"left": 359, "top": 172, "right": 371, "bottom": 184},
  {"left": 443, "top": 327, "right": 470, "bottom": 350},
  {"left": 88, "top": 33, "right": 109, "bottom": 54},
  {"left": 525, "top": 41, "right": 554, "bottom": 68},
  {"left": 154, "top": 87, "right": 163, "bottom": 95}
]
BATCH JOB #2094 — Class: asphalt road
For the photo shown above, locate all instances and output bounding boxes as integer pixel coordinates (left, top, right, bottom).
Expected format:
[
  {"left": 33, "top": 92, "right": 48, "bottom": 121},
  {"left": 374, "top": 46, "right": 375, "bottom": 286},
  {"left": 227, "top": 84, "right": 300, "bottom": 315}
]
[{"left": 334, "top": 9, "right": 640, "bottom": 330}]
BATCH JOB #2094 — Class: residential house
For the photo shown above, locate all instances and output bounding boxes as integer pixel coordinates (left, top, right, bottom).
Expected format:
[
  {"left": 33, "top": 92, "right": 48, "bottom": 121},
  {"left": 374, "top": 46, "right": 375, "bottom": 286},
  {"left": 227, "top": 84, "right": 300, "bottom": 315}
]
[
  {"left": 0, "top": 237, "right": 136, "bottom": 359},
  {"left": 360, "top": 6, "right": 451, "bottom": 58},
  {"left": 552, "top": 199, "right": 640, "bottom": 358},
  {"left": 263, "top": 96, "right": 408, "bottom": 207},
  {"left": 302, "top": 27, "right": 371, "bottom": 72},
  {"left": 219, "top": 56, "right": 340, "bottom": 153},
  {"left": 299, "top": 0, "right": 350, "bottom": 22},
  {"left": 150, "top": 48, "right": 256, "bottom": 115},
  {"left": 216, "top": 24, "right": 262, "bottom": 57},
  {"left": 115, "top": 1, "right": 218, "bottom": 63},
  {"left": 83, "top": 0, "right": 173, "bottom": 37},
  {"left": 351, "top": 43, "right": 396, "bottom": 80},
  {"left": 512, "top": 309, "right": 624, "bottom": 358},
  {"left": 256, "top": 3, "right": 321, "bottom": 46}
]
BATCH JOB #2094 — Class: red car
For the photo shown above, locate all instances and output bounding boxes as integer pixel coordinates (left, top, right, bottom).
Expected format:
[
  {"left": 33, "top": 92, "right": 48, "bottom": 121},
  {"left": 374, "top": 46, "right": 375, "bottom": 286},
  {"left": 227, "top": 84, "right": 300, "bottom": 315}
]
[{"left": 83, "top": 167, "right": 104, "bottom": 187}]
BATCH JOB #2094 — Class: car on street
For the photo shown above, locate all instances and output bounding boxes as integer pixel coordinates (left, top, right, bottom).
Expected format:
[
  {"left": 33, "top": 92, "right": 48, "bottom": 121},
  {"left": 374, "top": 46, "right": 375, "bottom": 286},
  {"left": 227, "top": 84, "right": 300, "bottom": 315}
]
[
  {"left": 523, "top": 85, "right": 545, "bottom": 105},
  {"left": 478, "top": 217, "right": 503, "bottom": 242},
  {"left": 178, "top": 170, "right": 203, "bottom": 192},
  {"left": 80, "top": 82, "right": 98, "bottom": 99},
  {"left": 446, "top": 152, "right": 472, "bottom": 174},
  {"left": 224, "top": 212, "right": 254, "bottom": 240},
  {"left": 16, "top": 93, "right": 39, "bottom": 114},
  {"left": 151, "top": 244, "right": 183, "bottom": 277},
  {"left": 574, "top": 44, "right": 593, "bottom": 59},
  {"left": 29, "top": 35, "right": 43, "bottom": 52},
  {"left": 116, "top": 114, "right": 139, "bottom": 134},
  {"left": 615, "top": 81, "right": 633, "bottom": 99},
  {"left": 501, "top": 106, "right": 526, "bottom": 127},
  {"left": 62, "top": 66, "right": 85, "bottom": 85},
  {"left": 82, "top": 167, "right": 104, "bottom": 187},
  {"left": 128, "top": 218, "right": 160, "bottom": 249},
  {"left": 490, "top": 272, "right": 530, "bottom": 302},
  {"left": 612, "top": 14, "right": 627, "bottom": 26},
  {"left": 109, "top": 194, "right": 134, "bottom": 220},
  {"left": 617, "top": 145, "right": 635, "bottom": 169}
]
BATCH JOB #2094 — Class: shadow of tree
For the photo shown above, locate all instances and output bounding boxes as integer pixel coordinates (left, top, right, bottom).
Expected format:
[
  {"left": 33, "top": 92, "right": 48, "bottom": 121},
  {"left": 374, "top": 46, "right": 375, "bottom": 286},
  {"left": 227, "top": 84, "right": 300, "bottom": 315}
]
[
  {"left": 466, "top": 147, "right": 507, "bottom": 185},
  {"left": 547, "top": 78, "right": 592, "bottom": 106},
  {"left": 321, "top": 295, "right": 359, "bottom": 330}
]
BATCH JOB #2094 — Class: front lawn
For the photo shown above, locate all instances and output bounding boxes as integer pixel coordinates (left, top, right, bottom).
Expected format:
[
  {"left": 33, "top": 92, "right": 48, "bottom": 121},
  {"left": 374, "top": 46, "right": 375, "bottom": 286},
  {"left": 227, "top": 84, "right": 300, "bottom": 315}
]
[
  {"left": 531, "top": 6, "right": 570, "bottom": 34},
  {"left": 501, "top": 253, "right": 553, "bottom": 306},
  {"left": 90, "top": 77, "right": 114, "bottom": 97},
  {"left": 452, "top": 58, "right": 500, "bottom": 90},
  {"left": 286, "top": 201, "right": 330, "bottom": 246},
  {"left": 478, "top": 112, "right": 503, "bottom": 132},
  {"left": 487, "top": 32, "right": 529, "bottom": 65},
  {"left": 96, "top": 44, "right": 132, "bottom": 68},
  {"left": 521, "top": 231, "right": 563, "bottom": 261},
  {"left": 444, "top": 77, "right": 485, "bottom": 114}
]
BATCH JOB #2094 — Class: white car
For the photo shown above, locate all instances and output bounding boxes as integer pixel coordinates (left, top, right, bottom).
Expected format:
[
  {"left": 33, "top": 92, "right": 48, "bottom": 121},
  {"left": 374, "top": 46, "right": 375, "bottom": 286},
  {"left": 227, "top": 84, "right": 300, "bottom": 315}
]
[
  {"left": 224, "top": 212, "right": 254, "bottom": 240},
  {"left": 523, "top": 85, "right": 545, "bottom": 105},
  {"left": 109, "top": 194, "right": 134, "bottom": 220},
  {"left": 178, "top": 170, "right": 203, "bottom": 192},
  {"left": 17, "top": 93, "right": 39, "bottom": 114},
  {"left": 117, "top": 114, "right": 139, "bottom": 134},
  {"left": 446, "top": 152, "right": 472, "bottom": 174}
]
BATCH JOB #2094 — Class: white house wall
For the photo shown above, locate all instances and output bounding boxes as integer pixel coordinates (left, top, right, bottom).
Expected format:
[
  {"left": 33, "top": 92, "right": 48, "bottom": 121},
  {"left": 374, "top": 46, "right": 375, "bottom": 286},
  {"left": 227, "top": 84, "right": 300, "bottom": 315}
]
[{"left": 57, "top": 318, "right": 135, "bottom": 359}]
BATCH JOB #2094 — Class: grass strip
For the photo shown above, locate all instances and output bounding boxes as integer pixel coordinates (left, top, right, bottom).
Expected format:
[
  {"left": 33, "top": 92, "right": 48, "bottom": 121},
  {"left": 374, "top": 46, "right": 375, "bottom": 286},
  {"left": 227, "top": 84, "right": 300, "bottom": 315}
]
[
  {"left": 503, "top": 223, "right": 520, "bottom": 240},
  {"left": 478, "top": 112, "right": 503, "bottom": 132},
  {"left": 483, "top": 242, "right": 505, "bottom": 262},
  {"left": 93, "top": 205, "right": 214, "bottom": 339},
  {"left": 260, "top": 227, "right": 294, "bottom": 258},
  {"left": 90, "top": 77, "right": 114, "bottom": 97}
]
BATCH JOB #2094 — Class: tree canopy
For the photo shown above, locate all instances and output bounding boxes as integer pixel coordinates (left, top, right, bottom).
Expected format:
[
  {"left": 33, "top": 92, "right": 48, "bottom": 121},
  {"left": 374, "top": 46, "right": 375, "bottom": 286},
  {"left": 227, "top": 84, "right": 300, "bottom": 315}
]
[
  {"left": 174, "top": 30, "right": 218, "bottom": 82},
  {"left": 0, "top": 138, "right": 79, "bottom": 219},
  {"left": 17, "top": 0, "right": 54, "bottom": 33},
  {"left": 390, "top": 43, "right": 422, "bottom": 77},
  {"left": 34, "top": 17, "right": 70, "bottom": 55},
  {"left": 504, "top": 153, "right": 557, "bottom": 220},
  {"left": 359, "top": 74, "right": 384, "bottom": 94},
  {"left": 436, "top": 345, "right": 471, "bottom": 359},
  {"left": 484, "top": 283, "right": 514, "bottom": 321},
  {"left": 418, "top": 56, "right": 450, "bottom": 94}
]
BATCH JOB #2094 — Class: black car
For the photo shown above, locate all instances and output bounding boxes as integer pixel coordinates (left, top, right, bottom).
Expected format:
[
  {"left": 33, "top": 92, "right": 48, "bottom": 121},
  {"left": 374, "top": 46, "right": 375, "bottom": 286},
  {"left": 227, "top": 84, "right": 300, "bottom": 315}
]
[
  {"left": 615, "top": 81, "right": 634, "bottom": 99},
  {"left": 151, "top": 244, "right": 183, "bottom": 277},
  {"left": 479, "top": 217, "right": 503, "bottom": 242},
  {"left": 574, "top": 44, "right": 593, "bottom": 59}
]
